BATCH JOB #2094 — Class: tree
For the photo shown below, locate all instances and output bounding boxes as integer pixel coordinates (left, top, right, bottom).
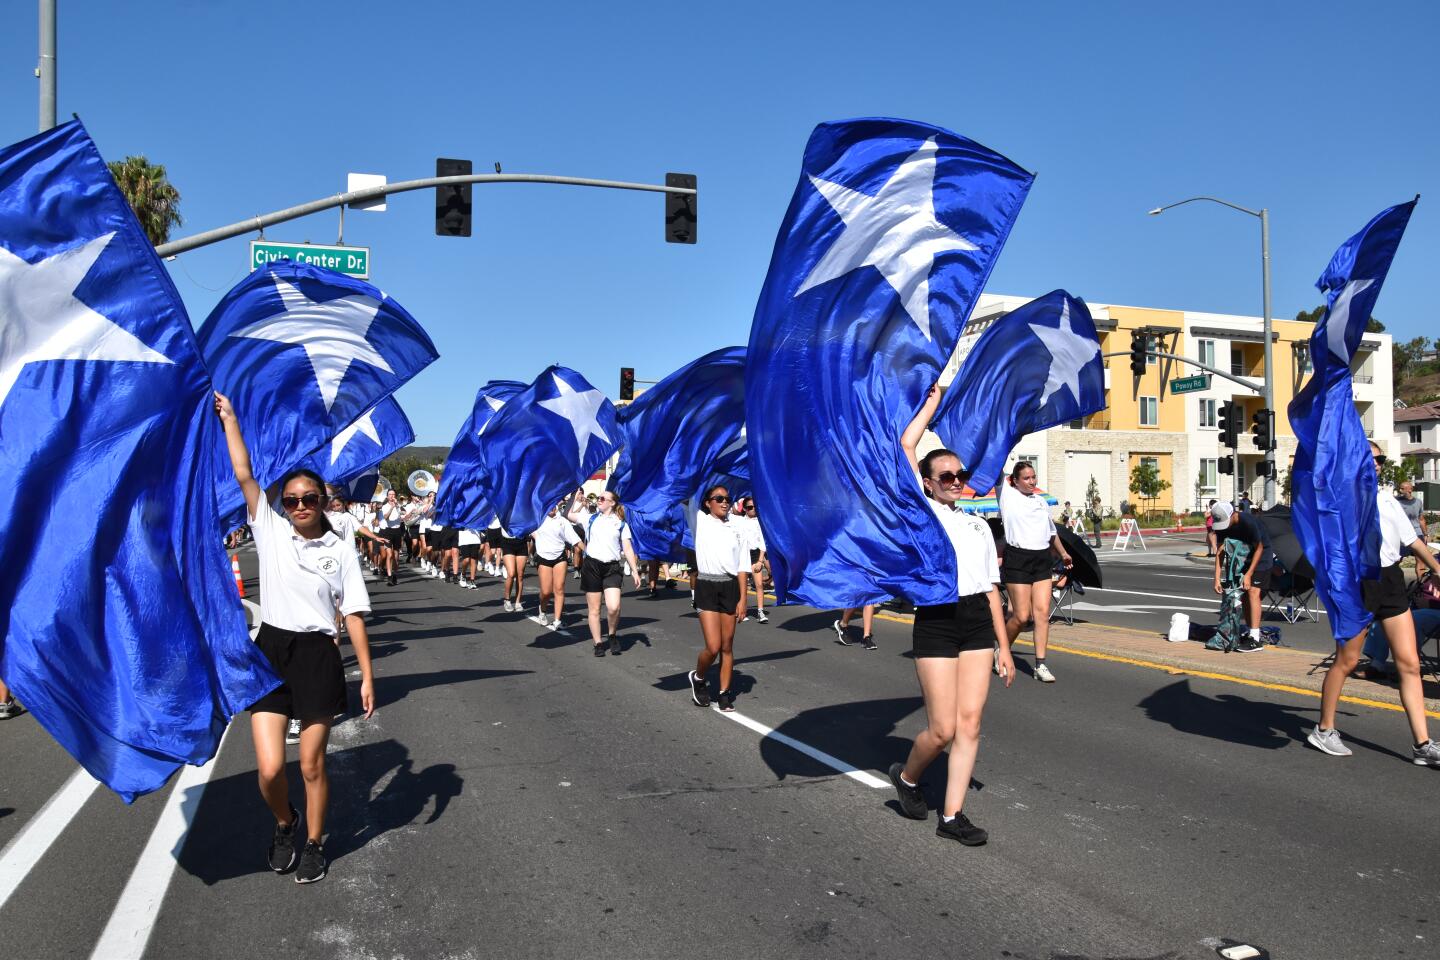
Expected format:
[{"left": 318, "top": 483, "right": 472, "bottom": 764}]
[
  {"left": 1294, "top": 306, "right": 1383, "bottom": 332},
  {"left": 1128, "top": 461, "right": 1170, "bottom": 516},
  {"left": 1393, "top": 336, "right": 1431, "bottom": 382},
  {"left": 1378, "top": 456, "right": 1419, "bottom": 488},
  {"left": 379, "top": 454, "right": 439, "bottom": 496},
  {"left": 107, "top": 156, "right": 182, "bottom": 246},
  {"left": 1085, "top": 474, "right": 1101, "bottom": 513}
]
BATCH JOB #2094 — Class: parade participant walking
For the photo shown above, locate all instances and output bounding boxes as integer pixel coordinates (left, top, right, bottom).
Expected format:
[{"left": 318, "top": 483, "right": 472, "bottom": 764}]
[
  {"left": 215, "top": 393, "right": 375, "bottom": 884},
  {"left": 889, "top": 386, "right": 1011, "bottom": 845},
  {"left": 498, "top": 524, "right": 530, "bottom": 611},
  {"left": 457, "top": 527, "right": 482, "bottom": 588},
  {"left": 570, "top": 492, "right": 641, "bottom": 655},
  {"left": 534, "top": 494, "right": 583, "bottom": 627},
  {"left": 0, "top": 676, "right": 22, "bottom": 719},
  {"left": 687, "top": 485, "right": 746, "bottom": 711},
  {"left": 376, "top": 489, "right": 404, "bottom": 586},
  {"left": 732, "top": 497, "right": 770, "bottom": 623},
  {"left": 1310, "top": 442, "right": 1440, "bottom": 765},
  {"left": 833, "top": 604, "right": 877, "bottom": 650},
  {"left": 1209, "top": 502, "right": 1271, "bottom": 653},
  {"left": 999, "top": 462, "right": 1071, "bottom": 681}
]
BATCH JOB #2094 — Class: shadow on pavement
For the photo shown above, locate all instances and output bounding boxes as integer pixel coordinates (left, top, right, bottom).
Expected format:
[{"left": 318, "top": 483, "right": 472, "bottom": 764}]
[
  {"left": 375, "top": 668, "right": 532, "bottom": 705},
  {"left": 760, "top": 695, "right": 925, "bottom": 783},
  {"left": 527, "top": 628, "right": 588, "bottom": 649},
  {"left": 177, "top": 738, "right": 463, "bottom": 884},
  {"left": 370, "top": 625, "right": 478, "bottom": 646},
  {"left": 733, "top": 647, "right": 820, "bottom": 667},
  {"left": 0, "top": 807, "right": 12, "bottom": 819},
  {"left": 775, "top": 610, "right": 844, "bottom": 635}
]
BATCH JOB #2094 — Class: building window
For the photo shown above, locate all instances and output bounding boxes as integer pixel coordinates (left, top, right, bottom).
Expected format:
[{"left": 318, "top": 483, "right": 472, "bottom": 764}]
[
  {"left": 1197, "top": 339, "right": 1216, "bottom": 370},
  {"left": 1230, "top": 345, "right": 1245, "bottom": 377},
  {"left": 1410, "top": 425, "right": 1423, "bottom": 443},
  {"left": 1199, "top": 398, "right": 1217, "bottom": 429},
  {"left": 1146, "top": 335, "right": 1159, "bottom": 365},
  {"left": 1199, "top": 458, "right": 1218, "bottom": 496},
  {"left": 1140, "top": 396, "right": 1159, "bottom": 427}
]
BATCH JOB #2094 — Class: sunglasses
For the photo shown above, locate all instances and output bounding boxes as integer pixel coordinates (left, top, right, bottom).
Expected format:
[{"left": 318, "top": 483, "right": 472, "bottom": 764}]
[
  {"left": 281, "top": 492, "right": 325, "bottom": 510},
  {"left": 1374, "top": 455, "right": 1388, "bottom": 466},
  {"left": 709, "top": 495, "right": 731, "bottom": 504},
  {"left": 930, "top": 471, "right": 966, "bottom": 487}
]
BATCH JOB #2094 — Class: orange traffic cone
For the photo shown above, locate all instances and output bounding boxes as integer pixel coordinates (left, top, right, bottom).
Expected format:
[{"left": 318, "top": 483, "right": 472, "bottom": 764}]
[{"left": 231, "top": 553, "right": 245, "bottom": 597}]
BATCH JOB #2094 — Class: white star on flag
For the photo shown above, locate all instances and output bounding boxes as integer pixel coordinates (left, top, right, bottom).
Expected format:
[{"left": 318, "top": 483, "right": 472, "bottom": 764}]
[
  {"left": 1324, "top": 278, "right": 1374, "bottom": 363},
  {"left": 795, "top": 137, "right": 978, "bottom": 341},
  {"left": 329, "top": 407, "right": 382, "bottom": 465},
  {"left": 477, "top": 394, "right": 508, "bottom": 437},
  {"left": 1028, "top": 301, "right": 1100, "bottom": 408},
  {"left": 0, "top": 233, "right": 173, "bottom": 409},
  {"left": 537, "top": 373, "right": 610, "bottom": 467},
  {"left": 229, "top": 276, "right": 392, "bottom": 412}
]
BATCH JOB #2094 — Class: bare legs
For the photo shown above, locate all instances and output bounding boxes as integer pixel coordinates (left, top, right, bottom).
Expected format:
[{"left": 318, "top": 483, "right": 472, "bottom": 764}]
[
  {"left": 902, "top": 650, "right": 993, "bottom": 817},
  {"left": 251, "top": 712, "right": 333, "bottom": 842},
  {"left": 539, "top": 561, "right": 568, "bottom": 621},
  {"left": 1005, "top": 579, "right": 1051, "bottom": 659},
  {"left": 587, "top": 587, "right": 623, "bottom": 644},
  {"left": 503, "top": 553, "right": 527, "bottom": 606},
  {"left": 1319, "top": 612, "right": 1431, "bottom": 745},
  {"left": 696, "top": 608, "right": 737, "bottom": 692}
]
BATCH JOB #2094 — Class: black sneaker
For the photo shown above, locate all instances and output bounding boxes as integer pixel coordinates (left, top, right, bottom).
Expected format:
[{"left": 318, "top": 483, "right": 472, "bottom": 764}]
[
  {"left": 688, "top": 670, "right": 710, "bottom": 708},
  {"left": 887, "top": 762, "right": 927, "bottom": 820},
  {"left": 860, "top": 635, "right": 877, "bottom": 651},
  {"left": 294, "top": 839, "right": 327, "bottom": 883},
  {"left": 1235, "top": 637, "right": 1264, "bottom": 653},
  {"left": 608, "top": 634, "right": 621, "bottom": 655},
  {"left": 716, "top": 689, "right": 735, "bottom": 712},
  {"left": 387, "top": 573, "right": 397, "bottom": 586},
  {"left": 935, "top": 812, "right": 987, "bottom": 846},
  {"left": 833, "top": 619, "right": 852, "bottom": 646},
  {"left": 267, "top": 805, "right": 300, "bottom": 873},
  {"left": 593, "top": 642, "right": 606, "bottom": 658}
]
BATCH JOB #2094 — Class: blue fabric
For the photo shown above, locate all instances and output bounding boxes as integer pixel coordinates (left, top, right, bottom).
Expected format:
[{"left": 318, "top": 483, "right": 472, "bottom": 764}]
[
  {"left": 301, "top": 396, "right": 414, "bottom": 485},
  {"left": 745, "top": 117, "right": 1033, "bottom": 607},
  {"left": 340, "top": 472, "right": 380, "bottom": 504},
  {"left": 1289, "top": 200, "right": 1416, "bottom": 642},
  {"left": 933, "top": 290, "right": 1104, "bottom": 494},
  {"left": 432, "top": 380, "right": 527, "bottom": 528},
  {"left": 0, "top": 121, "right": 279, "bottom": 801},
  {"left": 196, "top": 261, "right": 438, "bottom": 519},
  {"left": 609, "top": 347, "right": 746, "bottom": 561},
  {"left": 477, "top": 366, "right": 619, "bottom": 535}
]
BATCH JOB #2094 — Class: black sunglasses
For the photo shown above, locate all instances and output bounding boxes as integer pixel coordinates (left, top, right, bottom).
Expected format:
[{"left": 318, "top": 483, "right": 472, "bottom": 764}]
[
  {"left": 930, "top": 471, "right": 966, "bottom": 487},
  {"left": 1374, "top": 455, "right": 1388, "bottom": 466},
  {"left": 281, "top": 492, "right": 325, "bottom": 510},
  {"left": 709, "top": 495, "right": 731, "bottom": 504}
]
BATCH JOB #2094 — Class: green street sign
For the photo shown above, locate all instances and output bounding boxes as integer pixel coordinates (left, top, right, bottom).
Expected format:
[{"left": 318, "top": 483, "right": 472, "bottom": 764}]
[
  {"left": 1170, "top": 374, "right": 1211, "bottom": 395},
  {"left": 250, "top": 241, "right": 369, "bottom": 279}
]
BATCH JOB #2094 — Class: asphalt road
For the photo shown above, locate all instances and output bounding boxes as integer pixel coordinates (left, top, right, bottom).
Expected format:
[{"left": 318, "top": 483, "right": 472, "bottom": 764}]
[{"left": 3, "top": 548, "right": 1436, "bottom": 960}]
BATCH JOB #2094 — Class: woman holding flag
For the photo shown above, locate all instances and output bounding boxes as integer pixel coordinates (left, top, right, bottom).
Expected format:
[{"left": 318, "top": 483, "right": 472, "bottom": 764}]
[
  {"left": 215, "top": 392, "right": 376, "bottom": 885},
  {"left": 889, "top": 385, "right": 1012, "bottom": 846}
]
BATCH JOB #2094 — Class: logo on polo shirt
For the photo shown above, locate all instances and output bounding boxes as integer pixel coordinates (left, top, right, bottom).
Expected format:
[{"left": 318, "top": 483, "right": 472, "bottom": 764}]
[{"left": 318, "top": 556, "right": 339, "bottom": 575}]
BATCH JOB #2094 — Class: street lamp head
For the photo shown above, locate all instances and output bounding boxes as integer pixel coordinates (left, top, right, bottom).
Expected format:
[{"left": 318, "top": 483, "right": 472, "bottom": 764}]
[{"left": 1147, "top": 207, "right": 1164, "bottom": 216}]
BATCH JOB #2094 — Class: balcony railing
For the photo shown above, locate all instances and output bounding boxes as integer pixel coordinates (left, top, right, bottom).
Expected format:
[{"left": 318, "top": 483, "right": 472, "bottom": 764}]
[{"left": 1354, "top": 374, "right": 1374, "bottom": 384}]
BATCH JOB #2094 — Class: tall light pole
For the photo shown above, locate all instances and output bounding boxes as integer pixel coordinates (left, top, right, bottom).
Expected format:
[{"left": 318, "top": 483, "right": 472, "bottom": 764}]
[
  {"left": 38, "top": 0, "right": 57, "bottom": 131},
  {"left": 1149, "top": 197, "right": 1275, "bottom": 508}
]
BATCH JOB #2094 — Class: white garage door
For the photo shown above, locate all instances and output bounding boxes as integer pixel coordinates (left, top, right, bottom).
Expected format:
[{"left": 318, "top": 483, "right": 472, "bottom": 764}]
[{"left": 1065, "top": 451, "right": 1111, "bottom": 509}]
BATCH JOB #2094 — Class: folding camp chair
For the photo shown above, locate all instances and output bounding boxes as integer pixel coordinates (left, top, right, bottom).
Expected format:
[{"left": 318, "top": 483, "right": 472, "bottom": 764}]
[
  {"left": 1048, "top": 567, "right": 1085, "bottom": 626},
  {"left": 1264, "top": 565, "right": 1319, "bottom": 624}
]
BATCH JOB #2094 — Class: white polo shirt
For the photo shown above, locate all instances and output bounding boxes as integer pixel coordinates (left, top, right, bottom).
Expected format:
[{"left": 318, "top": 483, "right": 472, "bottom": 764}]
[
  {"left": 377, "top": 502, "right": 404, "bottom": 529},
  {"left": 458, "top": 528, "right": 481, "bottom": 547},
  {"left": 695, "top": 510, "right": 744, "bottom": 577},
  {"left": 327, "top": 509, "right": 364, "bottom": 541},
  {"left": 730, "top": 514, "right": 767, "bottom": 552},
  {"left": 250, "top": 498, "right": 370, "bottom": 635},
  {"left": 585, "top": 513, "right": 631, "bottom": 562},
  {"left": 1378, "top": 490, "right": 1417, "bottom": 566},
  {"left": 929, "top": 498, "right": 1001, "bottom": 598},
  {"left": 534, "top": 513, "right": 581, "bottom": 560},
  {"left": 999, "top": 482, "right": 1056, "bottom": 550}
]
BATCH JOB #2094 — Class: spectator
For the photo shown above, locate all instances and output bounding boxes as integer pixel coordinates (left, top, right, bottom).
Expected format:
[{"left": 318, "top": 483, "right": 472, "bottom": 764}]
[
  {"left": 1205, "top": 499, "right": 1218, "bottom": 557},
  {"left": 1396, "top": 479, "right": 1426, "bottom": 543},
  {"left": 1086, "top": 497, "right": 1102, "bottom": 548},
  {"left": 1238, "top": 492, "right": 1253, "bottom": 513},
  {"left": 1211, "top": 502, "right": 1271, "bottom": 653}
]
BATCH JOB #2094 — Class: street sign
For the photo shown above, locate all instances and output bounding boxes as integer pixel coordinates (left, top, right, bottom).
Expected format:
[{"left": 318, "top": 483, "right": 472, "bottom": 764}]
[
  {"left": 250, "top": 241, "right": 370, "bottom": 278},
  {"left": 1169, "top": 374, "right": 1210, "bottom": 395}
]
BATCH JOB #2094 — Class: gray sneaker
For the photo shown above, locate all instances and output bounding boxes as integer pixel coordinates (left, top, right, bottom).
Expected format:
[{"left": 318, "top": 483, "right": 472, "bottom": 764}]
[
  {"left": 1412, "top": 739, "right": 1440, "bottom": 767},
  {"left": 1307, "top": 725, "right": 1352, "bottom": 757}
]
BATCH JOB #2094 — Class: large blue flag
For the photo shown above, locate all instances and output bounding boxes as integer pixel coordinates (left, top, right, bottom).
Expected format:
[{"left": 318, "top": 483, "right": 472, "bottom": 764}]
[
  {"left": 301, "top": 395, "right": 414, "bottom": 485},
  {"left": 609, "top": 346, "right": 746, "bottom": 560},
  {"left": 0, "top": 121, "right": 279, "bottom": 801},
  {"left": 479, "top": 366, "right": 619, "bottom": 535},
  {"left": 933, "top": 290, "right": 1103, "bottom": 494},
  {"left": 745, "top": 118, "right": 1033, "bottom": 607},
  {"left": 197, "top": 261, "right": 438, "bottom": 518},
  {"left": 433, "top": 380, "right": 527, "bottom": 528},
  {"left": 682, "top": 429, "right": 754, "bottom": 553},
  {"left": 1289, "top": 199, "right": 1416, "bottom": 641}
]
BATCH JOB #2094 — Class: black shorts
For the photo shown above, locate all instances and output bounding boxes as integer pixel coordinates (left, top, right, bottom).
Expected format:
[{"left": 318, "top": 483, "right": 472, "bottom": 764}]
[
  {"left": 582, "top": 556, "right": 623, "bottom": 592},
  {"left": 1362, "top": 563, "right": 1409, "bottom": 620},
  {"left": 380, "top": 527, "right": 402, "bottom": 548},
  {"left": 249, "top": 624, "right": 347, "bottom": 722},
  {"left": 1002, "top": 544, "right": 1054, "bottom": 584},
  {"left": 749, "top": 548, "right": 761, "bottom": 564},
  {"left": 501, "top": 536, "right": 529, "bottom": 556},
  {"left": 406, "top": 524, "right": 420, "bottom": 540},
  {"left": 572, "top": 522, "right": 587, "bottom": 542},
  {"left": 484, "top": 528, "right": 501, "bottom": 547},
  {"left": 912, "top": 593, "right": 996, "bottom": 658},
  {"left": 459, "top": 543, "right": 480, "bottom": 560},
  {"left": 1249, "top": 565, "right": 1272, "bottom": 591},
  {"left": 696, "top": 576, "right": 740, "bottom": 613},
  {"left": 535, "top": 553, "right": 566, "bottom": 567},
  {"left": 685, "top": 548, "right": 698, "bottom": 569}
]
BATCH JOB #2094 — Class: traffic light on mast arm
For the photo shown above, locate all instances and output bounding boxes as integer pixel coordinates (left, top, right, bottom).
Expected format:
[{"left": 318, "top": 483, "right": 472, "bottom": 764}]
[
  {"left": 1251, "top": 408, "right": 1275, "bottom": 451},
  {"left": 435, "top": 158, "right": 472, "bottom": 237},
  {"left": 619, "top": 367, "right": 635, "bottom": 401},
  {"left": 664, "top": 173, "right": 697, "bottom": 244},
  {"left": 1129, "top": 332, "right": 1147, "bottom": 377}
]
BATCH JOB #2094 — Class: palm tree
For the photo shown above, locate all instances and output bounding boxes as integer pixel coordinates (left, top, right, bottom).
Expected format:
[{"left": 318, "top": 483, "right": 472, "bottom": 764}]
[{"left": 107, "top": 156, "right": 183, "bottom": 246}]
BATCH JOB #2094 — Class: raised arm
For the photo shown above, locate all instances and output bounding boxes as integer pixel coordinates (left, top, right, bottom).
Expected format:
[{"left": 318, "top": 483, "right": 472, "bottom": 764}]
[
  {"left": 214, "top": 392, "right": 262, "bottom": 519},
  {"left": 566, "top": 489, "right": 588, "bottom": 524},
  {"left": 900, "top": 384, "right": 943, "bottom": 479}
]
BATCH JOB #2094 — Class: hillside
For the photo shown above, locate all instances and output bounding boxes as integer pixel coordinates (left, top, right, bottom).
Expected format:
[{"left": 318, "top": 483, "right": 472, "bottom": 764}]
[
  {"left": 1398, "top": 367, "right": 1440, "bottom": 407},
  {"left": 387, "top": 446, "right": 448, "bottom": 466}
]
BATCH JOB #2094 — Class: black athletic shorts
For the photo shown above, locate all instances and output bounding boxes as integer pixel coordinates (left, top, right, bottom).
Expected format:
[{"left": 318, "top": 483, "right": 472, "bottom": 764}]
[
  {"left": 535, "top": 553, "right": 565, "bottom": 567},
  {"left": 380, "top": 527, "right": 403, "bottom": 548},
  {"left": 1362, "top": 563, "right": 1409, "bottom": 620},
  {"left": 912, "top": 593, "right": 995, "bottom": 658},
  {"left": 685, "top": 548, "right": 698, "bottom": 569},
  {"left": 501, "top": 536, "right": 529, "bottom": 556},
  {"left": 406, "top": 523, "right": 420, "bottom": 540},
  {"left": 1248, "top": 565, "right": 1272, "bottom": 591},
  {"left": 1002, "top": 544, "right": 1054, "bottom": 584},
  {"left": 695, "top": 576, "right": 740, "bottom": 613},
  {"left": 459, "top": 543, "right": 480, "bottom": 560},
  {"left": 484, "top": 528, "right": 501, "bottom": 547},
  {"left": 582, "top": 556, "right": 623, "bottom": 592},
  {"left": 249, "top": 623, "right": 347, "bottom": 722},
  {"left": 748, "top": 548, "right": 761, "bottom": 564}
]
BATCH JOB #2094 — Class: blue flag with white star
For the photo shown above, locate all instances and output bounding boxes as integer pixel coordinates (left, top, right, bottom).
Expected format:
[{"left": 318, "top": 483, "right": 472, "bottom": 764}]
[
  {"left": 478, "top": 366, "right": 619, "bottom": 535},
  {"left": 609, "top": 346, "right": 746, "bottom": 561},
  {"left": 300, "top": 395, "right": 414, "bottom": 485},
  {"left": 746, "top": 118, "right": 1033, "bottom": 608},
  {"left": 933, "top": 290, "right": 1103, "bottom": 494},
  {"left": 681, "top": 430, "right": 754, "bottom": 553},
  {"left": 432, "top": 380, "right": 527, "bottom": 528},
  {"left": 0, "top": 120, "right": 280, "bottom": 801},
  {"left": 196, "top": 261, "right": 438, "bottom": 519},
  {"left": 1289, "top": 200, "right": 1416, "bottom": 641}
]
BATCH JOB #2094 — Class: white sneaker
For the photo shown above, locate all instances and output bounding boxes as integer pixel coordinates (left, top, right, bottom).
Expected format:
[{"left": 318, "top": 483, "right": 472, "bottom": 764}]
[
  {"left": 538, "top": 610, "right": 551, "bottom": 626},
  {"left": 549, "top": 617, "right": 561, "bottom": 631},
  {"left": 1034, "top": 663, "right": 1056, "bottom": 683},
  {"left": 503, "top": 600, "right": 515, "bottom": 613},
  {"left": 286, "top": 718, "right": 301, "bottom": 744}
]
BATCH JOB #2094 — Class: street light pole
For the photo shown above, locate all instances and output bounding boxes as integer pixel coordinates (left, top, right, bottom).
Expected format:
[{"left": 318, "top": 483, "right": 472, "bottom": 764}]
[
  {"left": 1149, "top": 196, "right": 1277, "bottom": 508},
  {"left": 38, "top": 0, "right": 56, "bottom": 131}
]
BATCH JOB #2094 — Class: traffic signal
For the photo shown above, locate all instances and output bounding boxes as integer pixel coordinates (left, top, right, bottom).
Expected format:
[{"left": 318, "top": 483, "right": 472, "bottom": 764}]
[
  {"left": 1218, "top": 402, "right": 1240, "bottom": 448},
  {"left": 435, "top": 158, "right": 472, "bottom": 237},
  {"left": 664, "top": 173, "right": 697, "bottom": 244},
  {"left": 1255, "top": 460, "right": 1273, "bottom": 478},
  {"left": 619, "top": 367, "right": 635, "bottom": 401},
  {"left": 1218, "top": 455, "right": 1234, "bottom": 475},
  {"left": 1251, "top": 408, "right": 1275, "bottom": 451},
  {"left": 1129, "top": 332, "right": 1147, "bottom": 377}
]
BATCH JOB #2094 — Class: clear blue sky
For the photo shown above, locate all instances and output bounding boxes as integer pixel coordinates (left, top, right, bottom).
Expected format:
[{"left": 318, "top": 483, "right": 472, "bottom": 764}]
[{"left": 4, "top": 1, "right": 1436, "bottom": 443}]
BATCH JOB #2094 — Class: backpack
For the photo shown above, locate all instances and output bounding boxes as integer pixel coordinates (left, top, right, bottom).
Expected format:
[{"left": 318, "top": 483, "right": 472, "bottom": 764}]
[{"left": 1208, "top": 538, "right": 1251, "bottom": 652}]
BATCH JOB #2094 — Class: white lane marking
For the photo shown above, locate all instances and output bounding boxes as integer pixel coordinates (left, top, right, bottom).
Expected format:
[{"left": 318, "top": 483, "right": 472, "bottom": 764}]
[
  {"left": 716, "top": 709, "right": 888, "bottom": 789},
  {"left": 89, "top": 725, "right": 233, "bottom": 960},
  {"left": 1070, "top": 601, "right": 1220, "bottom": 615},
  {"left": 1087, "top": 585, "right": 1330, "bottom": 618},
  {"left": 0, "top": 767, "right": 101, "bottom": 910},
  {"left": 1153, "top": 573, "right": 1216, "bottom": 581}
]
